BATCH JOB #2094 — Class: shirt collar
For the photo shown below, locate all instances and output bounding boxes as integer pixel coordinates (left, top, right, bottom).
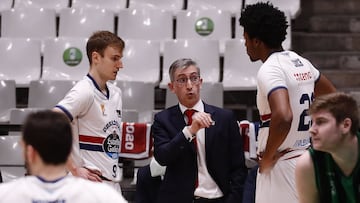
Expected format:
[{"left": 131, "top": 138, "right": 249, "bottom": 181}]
[{"left": 179, "top": 99, "right": 204, "bottom": 114}]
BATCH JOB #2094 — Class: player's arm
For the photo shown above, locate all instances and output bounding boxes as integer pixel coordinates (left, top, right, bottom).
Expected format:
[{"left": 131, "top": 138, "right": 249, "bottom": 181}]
[
  {"left": 314, "top": 74, "right": 336, "bottom": 97},
  {"left": 295, "top": 151, "right": 319, "bottom": 203},
  {"left": 260, "top": 88, "right": 292, "bottom": 174},
  {"left": 53, "top": 107, "right": 102, "bottom": 182}
]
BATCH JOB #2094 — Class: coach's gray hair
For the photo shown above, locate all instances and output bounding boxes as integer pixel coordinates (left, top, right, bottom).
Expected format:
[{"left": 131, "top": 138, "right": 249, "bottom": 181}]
[{"left": 168, "top": 58, "right": 200, "bottom": 82}]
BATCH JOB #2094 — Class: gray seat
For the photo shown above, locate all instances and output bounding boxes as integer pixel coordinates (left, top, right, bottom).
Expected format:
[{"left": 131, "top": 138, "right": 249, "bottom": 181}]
[
  {"left": 59, "top": 7, "right": 115, "bottom": 38},
  {"left": 0, "top": 80, "right": 16, "bottom": 123},
  {"left": 0, "top": 38, "right": 42, "bottom": 87},
  {"left": 0, "top": 135, "right": 26, "bottom": 182},
  {"left": 115, "top": 81, "right": 155, "bottom": 123},
  {"left": 28, "top": 80, "right": 77, "bottom": 109},
  {"left": 13, "top": 0, "right": 69, "bottom": 14},
  {"left": 165, "top": 82, "right": 223, "bottom": 108},
  {"left": 1, "top": 8, "right": 57, "bottom": 40}
]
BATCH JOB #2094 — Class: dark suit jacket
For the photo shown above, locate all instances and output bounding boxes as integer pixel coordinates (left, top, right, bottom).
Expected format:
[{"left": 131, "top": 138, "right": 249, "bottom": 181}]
[{"left": 152, "top": 102, "right": 247, "bottom": 203}]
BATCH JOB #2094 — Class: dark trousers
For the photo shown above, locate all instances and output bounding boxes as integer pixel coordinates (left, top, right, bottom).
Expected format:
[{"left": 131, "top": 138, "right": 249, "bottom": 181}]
[
  {"left": 242, "top": 165, "right": 258, "bottom": 203},
  {"left": 135, "top": 165, "right": 162, "bottom": 203}
]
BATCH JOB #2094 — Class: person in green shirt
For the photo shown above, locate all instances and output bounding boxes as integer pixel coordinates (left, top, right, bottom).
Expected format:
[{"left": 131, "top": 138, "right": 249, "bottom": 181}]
[{"left": 296, "top": 92, "right": 360, "bottom": 203}]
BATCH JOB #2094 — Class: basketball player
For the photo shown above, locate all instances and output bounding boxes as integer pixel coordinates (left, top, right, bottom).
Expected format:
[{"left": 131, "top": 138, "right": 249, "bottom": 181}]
[
  {"left": 0, "top": 110, "right": 127, "bottom": 202},
  {"left": 239, "top": 2, "right": 336, "bottom": 202},
  {"left": 54, "top": 30, "right": 125, "bottom": 191},
  {"left": 296, "top": 92, "right": 360, "bottom": 203}
]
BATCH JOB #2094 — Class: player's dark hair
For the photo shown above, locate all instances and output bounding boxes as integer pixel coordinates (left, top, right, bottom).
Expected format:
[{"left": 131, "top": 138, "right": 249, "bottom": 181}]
[
  {"left": 22, "top": 110, "right": 73, "bottom": 165},
  {"left": 239, "top": 1, "right": 288, "bottom": 49},
  {"left": 86, "top": 30, "right": 125, "bottom": 64}
]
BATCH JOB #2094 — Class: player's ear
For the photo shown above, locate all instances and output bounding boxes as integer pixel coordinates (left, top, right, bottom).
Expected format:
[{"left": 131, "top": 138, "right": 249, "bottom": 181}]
[{"left": 341, "top": 118, "right": 352, "bottom": 134}]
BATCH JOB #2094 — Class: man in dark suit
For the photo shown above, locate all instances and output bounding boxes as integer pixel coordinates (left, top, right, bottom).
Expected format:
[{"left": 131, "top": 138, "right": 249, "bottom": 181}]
[{"left": 152, "top": 58, "right": 247, "bottom": 203}]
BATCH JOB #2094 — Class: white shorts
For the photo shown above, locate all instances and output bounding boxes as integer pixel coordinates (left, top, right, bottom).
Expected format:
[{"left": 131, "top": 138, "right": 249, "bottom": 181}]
[{"left": 255, "top": 155, "right": 300, "bottom": 203}]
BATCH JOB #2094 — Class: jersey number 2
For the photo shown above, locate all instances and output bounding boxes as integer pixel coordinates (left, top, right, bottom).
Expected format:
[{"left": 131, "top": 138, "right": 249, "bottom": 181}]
[{"left": 298, "top": 93, "right": 314, "bottom": 131}]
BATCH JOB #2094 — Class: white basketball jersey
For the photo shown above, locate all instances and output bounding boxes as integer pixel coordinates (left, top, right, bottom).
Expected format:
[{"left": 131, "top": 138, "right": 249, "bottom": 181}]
[
  {"left": 0, "top": 176, "right": 128, "bottom": 202},
  {"left": 256, "top": 51, "right": 320, "bottom": 152},
  {"left": 56, "top": 75, "right": 123, "bottom": 182}
]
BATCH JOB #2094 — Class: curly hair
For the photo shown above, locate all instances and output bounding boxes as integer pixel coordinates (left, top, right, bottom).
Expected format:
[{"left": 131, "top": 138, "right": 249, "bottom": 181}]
[{"left": 239, "top": 2, "right": 288, "bottom": 49}]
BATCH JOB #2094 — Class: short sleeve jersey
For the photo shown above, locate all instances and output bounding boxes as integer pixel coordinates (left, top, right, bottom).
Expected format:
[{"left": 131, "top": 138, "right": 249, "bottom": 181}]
[
  {"left": 56, "top": 75, "right": 123, "bottom": 181},
  {"left": 256, "top": 51, "right": 320, "bottom": 151},
  {"left": 0, "top": 176, "right": 128, "bottom": 202}
]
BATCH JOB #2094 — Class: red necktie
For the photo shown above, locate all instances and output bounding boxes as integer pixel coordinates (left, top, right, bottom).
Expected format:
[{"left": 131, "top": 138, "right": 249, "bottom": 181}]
[{"left": 184, "top": 109, "right": 199, "bottom": 188}]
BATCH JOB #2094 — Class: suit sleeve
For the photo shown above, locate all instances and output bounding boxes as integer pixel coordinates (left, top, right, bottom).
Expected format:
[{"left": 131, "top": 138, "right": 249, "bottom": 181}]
[{"left": 151, "top": 112, "right": 194, "bottom": 166}]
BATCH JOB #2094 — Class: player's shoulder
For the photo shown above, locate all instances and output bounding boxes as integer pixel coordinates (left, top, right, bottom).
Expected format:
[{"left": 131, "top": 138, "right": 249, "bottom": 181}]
[{"left": 76, "top": 179, "right": 127, "bottom": 202}]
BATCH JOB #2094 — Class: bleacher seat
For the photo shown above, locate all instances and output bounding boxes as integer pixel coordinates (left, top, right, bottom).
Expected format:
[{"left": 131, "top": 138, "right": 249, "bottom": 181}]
[
  {"left": 165, "top": 82, "right": 224, "bottom": 108},
  {"left": 13, "top": 0, "right": 69, "bottom": 13},
  {"left": 187, "top": 0, "right": 242, "bottom": 16},
  {"left": 0, "top": 38, "right": 41, "bottom": 87},
  {"left": 1, "top": 8, "right": 57, "bottom": 40},
  {"left": 28, "top": 80, "right": 77, "bottom": 109},
  {"left": 0, "top": 0, "right": 12, "bottom": 12},
  {"left": 245, "top": 0, "right": 300, "bottom": 19},
  {"left": 176, "top": 9, "right": 232, "bottom": 54},
  {"left": 235, "top": 11, "right": 291, "bottom": 50},
  {"left": 223, "top": 39, "right": 262, "bottom": 91},
  {"left": 159, "top": 39, "right": 220, "bottom": 88},
  {"left": 0, "top": 80, "right": 16, "bottom": 124},
  {"left": 128, "top": 0, "right": 184, "bottom": 15},
  {"left": 117, "top": 8, "right": 173, "bottom": 54},
  {"left": 59, "top": 7, "right": 115, "bottom": 38},
  {"left": 71, "top": 0, "right": 127, "bottom": 13},
  {"left": 42, "top": 37, "right": 88, "bottom": 81},
  {"left": 115, "top": 81, "right": 155, "bottom": 123},
  {"left": 118, "top": 39, "right": 161, "bottom": 85},
  {"left": 0, "top": 135, "right": 26, "bottom": 182}
]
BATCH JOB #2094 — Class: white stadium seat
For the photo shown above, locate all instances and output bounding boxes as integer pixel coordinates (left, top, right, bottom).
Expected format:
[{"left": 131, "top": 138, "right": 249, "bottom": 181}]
[
  {"left": 0, "top": 0, "right": 13, "bottom": 12},
  {"left": 0, "top": 135, "right": 26, "bottom": 182},
  {"left": 59, "top": 7, "right": 115, "bottom": 38},
  {"left": 115, "top": 81, "right": 155, "bottom": 123},
  {"left": 117, "top": 8, "right": 173, "bottom": 54},
  {"left": 160, "top": 39, "right": 220, "bottom": 88},
  {"left": 42, "top": 37, "right": 88, "bottom": 81},
  {"left": 0, "top": 38, "right": 41, "bottom": 87},
  {"left": 13, "top": 0, "right": 69, "bottom": 13},
  {"left": 0, "top": 80, "right": 16, "bottom": 124},
  {"left": 71, "top": 0, "right": 126, "bottom": 13},
  {"left": 128, "top": 0, "right": 184, "bottom": 15},
  {"left": 223, "top": 39, "right": 262, "bottom": 91},
  {"left": 1, "top": 8, "right": 57, "bottom": 40},
  {"left": 176, "top": 9, "right": 232, "bottom": 54},
  {"left": 28, "top": 80, "right": 77, "bottom": 109},
  {"left": 187, "top": 0, "right": 242, "bottom": 16},
  {"left": 118, "top": 39, "right": 161, "bottom": 85}
]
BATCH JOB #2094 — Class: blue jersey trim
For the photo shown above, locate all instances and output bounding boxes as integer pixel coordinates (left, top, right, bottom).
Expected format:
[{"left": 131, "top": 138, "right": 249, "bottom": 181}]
[
  {"left": 55, "top": 105, "right": 73, "bottom": 121},
  {"left": 86, "top": 74, "right": 110, "bottom": 99},
  {"left": 267, "top": 86, "right": 287, "bottom": 99},
  {"left": 79, "top": 143, "right": 104, "bottom": 152}
]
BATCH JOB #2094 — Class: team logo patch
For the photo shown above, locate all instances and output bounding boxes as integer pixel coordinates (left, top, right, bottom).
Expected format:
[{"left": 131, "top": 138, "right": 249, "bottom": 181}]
[
  {"left": 195, "top": 17, "right": 214, "bottom": 36},
  {"left": 104, "top": 131, "right": 121, "bottom": 159},
  {"left": 63, "top": 47, "right": 82, "bottom": 67}
]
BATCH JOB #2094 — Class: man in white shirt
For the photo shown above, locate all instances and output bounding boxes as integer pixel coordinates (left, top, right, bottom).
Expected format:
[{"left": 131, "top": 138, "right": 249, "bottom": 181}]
[{"left": 0, "top": 110, "right": 127, "bottom": 203}]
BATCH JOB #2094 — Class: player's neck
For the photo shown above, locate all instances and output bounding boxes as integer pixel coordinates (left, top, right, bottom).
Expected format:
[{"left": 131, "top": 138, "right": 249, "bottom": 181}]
[
  {"left": 88, "top": 71, "right": 107, "bottom": 92},
  {"left": 331, "top": 135, "right": 358, "bottom": 176},
  {"left": 34, "top": 164, "right": 68, "bottom": 181}
]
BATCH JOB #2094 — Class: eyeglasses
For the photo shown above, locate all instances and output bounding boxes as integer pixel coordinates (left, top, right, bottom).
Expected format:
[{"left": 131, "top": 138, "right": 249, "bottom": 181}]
[{"left": 174, "top": 75, "right": 201, "bottom": 86}]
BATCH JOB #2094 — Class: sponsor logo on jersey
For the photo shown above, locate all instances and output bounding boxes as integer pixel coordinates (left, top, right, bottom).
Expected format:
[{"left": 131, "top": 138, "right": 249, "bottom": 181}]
[
  {"left": 116, "top": 109, "right": 122, "bottom": 118},
  {"left": 293, "top": 71, "right": 313, "bottom": 81}
]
